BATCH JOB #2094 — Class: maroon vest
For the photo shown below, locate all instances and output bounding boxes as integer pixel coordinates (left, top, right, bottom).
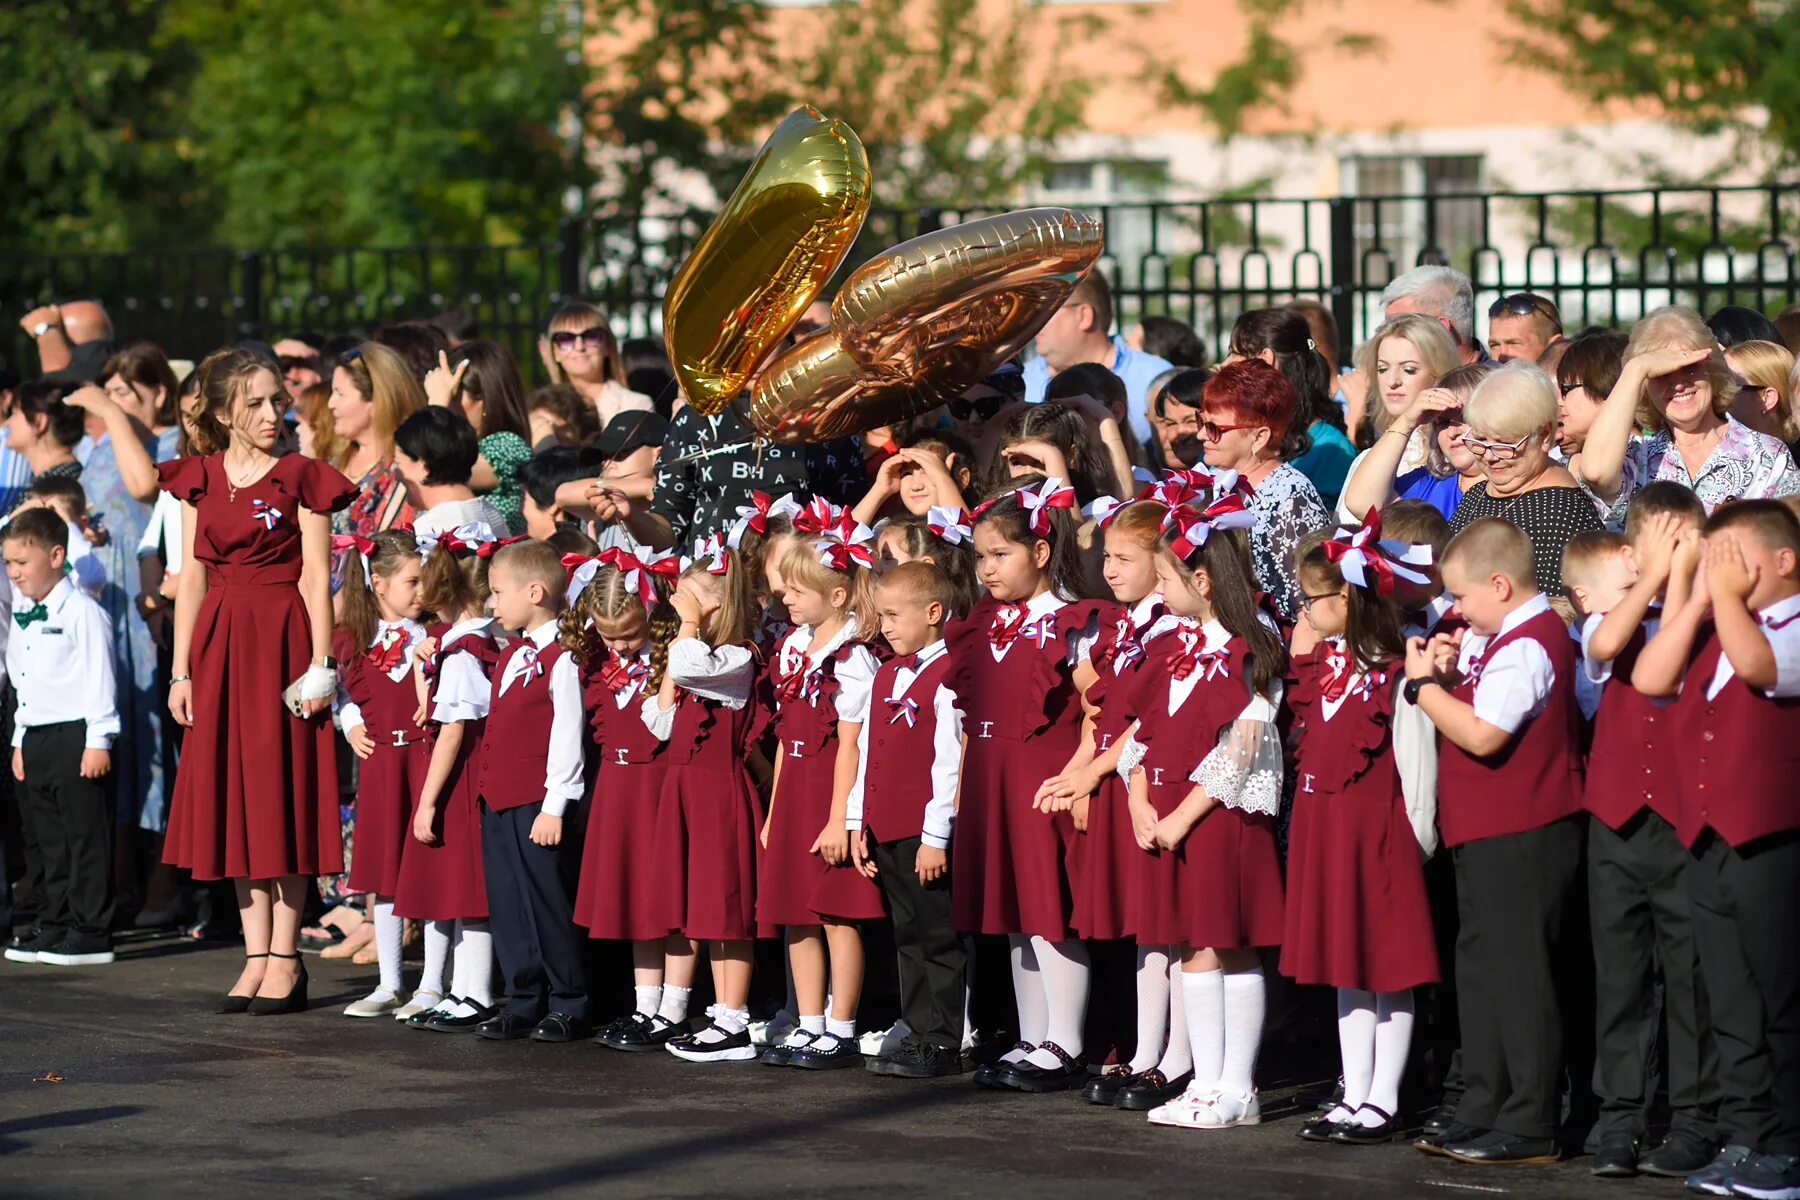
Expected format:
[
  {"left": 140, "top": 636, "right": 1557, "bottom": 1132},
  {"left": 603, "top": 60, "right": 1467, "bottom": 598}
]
[
  {"left": 1672, "top": 624, "right": 1800, "bottom": 848},
  {"left": 1585, "top": 622, "right": 1679, "bottom": 830},
  {"left": 1436, "top": 607, "right": 1585, "bottom": 847},
  {"left": 478, "top": 638, "right": 568, "bottom": 811},
  {"left": 861, "top": 650, "right": 956, "bottom": 842}
]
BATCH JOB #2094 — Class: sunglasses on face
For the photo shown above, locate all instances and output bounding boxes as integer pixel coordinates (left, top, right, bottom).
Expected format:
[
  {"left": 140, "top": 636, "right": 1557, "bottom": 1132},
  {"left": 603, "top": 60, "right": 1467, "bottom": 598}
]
[
  {"left": 1489, "top": 293, "right": 1561, "bottom": 326},
  {"left": 278, "top": 355, "right": 319, "bottom": 374},
  {"left": 949, "top": 392, "right": 1008, "bottom": 422},
  {"left": 1200, "top": 415, "right": 1259, "bottom": 441},
  {"left": 551, "top": 328, "right": 609, "bottom": 351},
  {"left": 1459, "top": 430, "right": 1534, "bottom": 461}
]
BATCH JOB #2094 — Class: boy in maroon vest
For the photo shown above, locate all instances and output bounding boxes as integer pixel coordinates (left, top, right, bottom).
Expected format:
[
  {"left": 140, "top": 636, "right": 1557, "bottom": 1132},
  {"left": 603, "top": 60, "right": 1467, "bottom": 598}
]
[
  {"left": 1403, "top": 518, "right": 1584, "bottom": 1166},
  {"left": 848, "top": 563, "right": 966, "bottom": 1078},
  {"left": 1567, "top": 483, "right": 1716, "bottom": 1180},
  {"left": 474, "top": 540, "right": 590, "bottom": 1043},
  {"left": 1634, "top": 500, "right": 1800, "bottom": 1200}
]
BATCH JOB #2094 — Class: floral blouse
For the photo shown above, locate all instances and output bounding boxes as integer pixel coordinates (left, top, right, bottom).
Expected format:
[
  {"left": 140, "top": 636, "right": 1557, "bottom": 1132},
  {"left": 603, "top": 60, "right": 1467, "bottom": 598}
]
[
  {"left": 1595, "top": 416, "right": 1800, "bottom": 527},
  {"left": 1248, "top": 461, "right": 1331, "bottom": 622}
]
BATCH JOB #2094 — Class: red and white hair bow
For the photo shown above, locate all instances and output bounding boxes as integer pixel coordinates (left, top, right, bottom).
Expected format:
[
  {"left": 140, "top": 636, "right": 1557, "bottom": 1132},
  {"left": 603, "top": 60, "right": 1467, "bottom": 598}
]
[
  {"left": 975, "top": 477, "right": 1076, "bottom": 537},
  {"left": 926, "top": 506, "right": 972, "bottom": 545},
  {"left": 813, "top": 512, "right": 876, "bottom": 572},
  {"left": 683, "top": 532, "right": 731, "bottom": 577},
  {"left": 792, "top": 496, "right": 841, "bottom": 536},
  {"left": 597, "top": 546, "right": 680, "bottom": 607},
  {"left": 561, "top": 552, "right": 605, "bottom": 607},
  {"left": 418, "top": 521, "right": 497, "bottom": 559},
  {"left": 330, "top": 532, "right": 377, "bottom": 576},
  {"left": 1323, "top": 508, "right": 1435, "bottom": 597},
  {"left": 727, "top": 491, "right": 802, "bottom": 549},
  {"left": 1083, "top": 496, "right": 1129, "bottom": 527},
  {"left": 1161, "top": 489, "right": 1257, "bottom": 564},
  {"left": 1138, "top": 467, "right": 1213, "bottom": 509},
  {"left": 475, "top": 535, "right": 530, "bottom": 560}
]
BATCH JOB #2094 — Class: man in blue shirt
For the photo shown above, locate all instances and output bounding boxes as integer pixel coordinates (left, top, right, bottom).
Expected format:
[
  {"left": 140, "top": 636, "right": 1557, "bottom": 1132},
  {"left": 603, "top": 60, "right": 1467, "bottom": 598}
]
[{"left": 1023, "top": 269, "right": 1171, "bottom": 445}]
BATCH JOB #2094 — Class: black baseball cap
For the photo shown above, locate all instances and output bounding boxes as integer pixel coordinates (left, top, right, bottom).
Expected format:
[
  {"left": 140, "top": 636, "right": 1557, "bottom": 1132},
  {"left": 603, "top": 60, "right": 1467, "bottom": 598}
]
[{"left": 597, "top": 410, "right": 668, "bottom": 459}]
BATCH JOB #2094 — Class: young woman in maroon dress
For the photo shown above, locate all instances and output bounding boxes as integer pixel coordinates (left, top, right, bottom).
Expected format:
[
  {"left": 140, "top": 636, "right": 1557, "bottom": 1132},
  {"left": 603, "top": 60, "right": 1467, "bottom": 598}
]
[
  {"left": 758, "top": 523, "right": 885, "bottom": 1070},
  {"left": 1120, "top": 478, "right": 1287, "bottom": 1131},
  {"left": 558, "top": 554, "right": 685, "bottom": 1051},
  {"left": 1283, "top": 517, "right": 1441, "bottom": 1145},
  {"left": 332, "top": 530, "right": 430, "bottom": 1018},
  {"left": 949, "top": 477, "right": 1123, "bottom": 1093},
  {"left": 396, "top": 525, "right": 501, "bottom": 1031},
  {"left": 160, "top": 349, "right": 356, "bottom": 1015}
]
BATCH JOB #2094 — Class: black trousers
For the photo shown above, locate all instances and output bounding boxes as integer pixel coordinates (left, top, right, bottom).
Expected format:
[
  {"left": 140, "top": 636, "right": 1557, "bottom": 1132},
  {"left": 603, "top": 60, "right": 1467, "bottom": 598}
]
[
  {"left": 1452, "top": 817, "right": 1582, "bottom": 1139},
  {"left": 480, "top": 801, "right": 588, "bottom": 1022},
  {"left": 17, "top": 721, "right": 115, "bottom": 940},
  {"left": 1590, "top": 812, "right": 1716, "bottom": 1138},
  {"left": 1688, "top": 830, "right": 1800, "bottom": 1155},
  {"left": 871, "top": 833, "right": 965, "bottom": 1050}
]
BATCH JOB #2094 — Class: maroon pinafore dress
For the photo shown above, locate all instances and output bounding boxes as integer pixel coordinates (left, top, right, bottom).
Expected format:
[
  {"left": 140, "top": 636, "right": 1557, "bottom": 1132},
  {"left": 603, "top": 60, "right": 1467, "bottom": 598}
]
[{"left": 343, "top": 621, "right": 429, "bottom": 897}]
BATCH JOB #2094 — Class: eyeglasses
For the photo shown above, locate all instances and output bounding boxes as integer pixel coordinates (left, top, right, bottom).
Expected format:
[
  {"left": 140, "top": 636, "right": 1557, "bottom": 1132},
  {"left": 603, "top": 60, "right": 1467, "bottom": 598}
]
[
  {"left": 949, "top": 392, "right": 1008, "bottom": 422},
  {"left": 1557, "top": 380, "right": 1583, "bottom": 397},
  {"left": 1488, "top": 293, "right": 1562, "bottom": 329},
  {"left": 1299, "top": 591, "right": 1342, "bottom": 611},
  {"left": 1458, "top": 430, "right": 1535, "bottom": 461},
  {"left": 550, "top": 327, "right": 610, "bottom": 350},
  {"left": 1200, "top": 415, "right": 1259, "bottom": 441}
]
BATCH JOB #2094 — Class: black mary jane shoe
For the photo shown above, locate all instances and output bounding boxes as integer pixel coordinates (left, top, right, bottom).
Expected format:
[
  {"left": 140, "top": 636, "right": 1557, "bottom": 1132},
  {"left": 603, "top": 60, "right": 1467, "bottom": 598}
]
[
  {"left": 423, "top": 1001, "right": 496, "bottom": 1033},
  {"left": 245, "top": 953, "right": 308, "bottom": 1016},
  {"left": 1114, "top": 1069, "right": 1192, "bottom": 1112},
  {"left": 606, "top": 1013, "right": 686, "bottom": 1051},
  {"left": 1328, "top": 1104, "right": 1403, "bottom": 1145},
  {"left": 973, "top": 1042, "right": 1036, "bottom": 1089},
  {"left": 999, "top": 1041, "right": 1084, "bottom": 1093},
  {"left": 218, "top": 952, "right": 269, "bottom": 1015},
  {"left": 476, "top": 1011, "right": 539, "bottom": 1041},
  {"left": 1082, "top": 1064, "right": 1135, "bottom": 1106},
  {"left": 1298, "top": 1112, "right": 1347, "bottom": 1142},
  {"left": 409, "top": 995, "right": 465, "bottom": 1029}
]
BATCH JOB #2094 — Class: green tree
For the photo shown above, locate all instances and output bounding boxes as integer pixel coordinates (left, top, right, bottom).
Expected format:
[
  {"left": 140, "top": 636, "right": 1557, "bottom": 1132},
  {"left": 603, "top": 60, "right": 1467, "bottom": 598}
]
[
  {"left": 161, "top": 0, "right": 587, "bottom": 247},
  {"left": 1502, "top": 0, "right": 1800, "bottom": 166}
]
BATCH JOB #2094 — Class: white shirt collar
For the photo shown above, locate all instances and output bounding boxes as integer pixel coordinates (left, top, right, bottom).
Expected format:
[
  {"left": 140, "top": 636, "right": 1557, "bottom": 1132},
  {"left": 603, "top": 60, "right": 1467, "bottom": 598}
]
[
  {"left": 801, "top": 619, "right": 858, "bottom": 666},
  {"left": 1760, "top": 592, "right": 1800, "bottom": 627},
  {"left": 523, "top": 620, "right": 559, "bottom": 649},
  {"left": 1198, "top": 617, "right": 1230, "bottom": 648},
  {"left": 1129, "top": 593, "right": 1161, "bottom": 627},
  {"left": 42, "top": 576, "right": 75, "bottom": 615},
  {"left": 1497, "top": 593, "right": 1552, "bottom": 640},
  {"left": 907, "top": 639, "right": 948, "bottom": 669},
  {"left": 1023, "top": 590, "right": 1068, "bottom": 622},
  {"left": 441, "top": 616, "right": 493, "bottom": 650}
]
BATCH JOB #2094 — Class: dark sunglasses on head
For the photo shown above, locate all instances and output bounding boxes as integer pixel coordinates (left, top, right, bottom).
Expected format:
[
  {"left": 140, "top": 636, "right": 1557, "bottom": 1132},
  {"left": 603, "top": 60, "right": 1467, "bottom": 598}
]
[
  {"left": 550, "top": 327, "right": 610, "bottom": 350},
  {"left": 338, "top": 346, "right": 362, "bottom": 365},
  {"left": 1489, "top": 293, "right": 1561, "bottom": 326}
]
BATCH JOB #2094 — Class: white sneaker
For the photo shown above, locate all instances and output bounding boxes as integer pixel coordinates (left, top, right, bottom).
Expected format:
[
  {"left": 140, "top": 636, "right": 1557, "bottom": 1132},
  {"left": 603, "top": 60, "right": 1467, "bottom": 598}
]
[
  {"left": 750, "top": 1007, "right": 797, "bottom": 1049},
  {"left": 860, "top": 1020, "right": 912, "bottom": 1058},
  {"left": 344, "top": 990, "right": 404, "bottom": 1018},
  {"left": 393, "top": 990, "right": 444, "bottom": 1020}
]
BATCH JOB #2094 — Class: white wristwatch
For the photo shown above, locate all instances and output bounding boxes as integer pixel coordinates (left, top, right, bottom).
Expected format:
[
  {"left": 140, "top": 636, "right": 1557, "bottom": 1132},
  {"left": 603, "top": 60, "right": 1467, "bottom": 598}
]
[{"left": 31, "top": 322, "right": 52, "bottom": 338}]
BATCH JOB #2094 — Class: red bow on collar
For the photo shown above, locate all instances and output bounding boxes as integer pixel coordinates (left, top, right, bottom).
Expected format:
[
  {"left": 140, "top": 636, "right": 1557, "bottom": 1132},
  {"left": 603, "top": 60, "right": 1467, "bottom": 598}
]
[
  {"left": 1170, "top": 629, "right": 1230, "bottom": 682},
  {"left": 988, "top": 605, "right": 1056, "bottom": 653},
  {"left": 368, "top": 625, "right": 409, "bottom": 673},
  {"left": 600, "top": 656, "right": 648, "bottom": 694}
]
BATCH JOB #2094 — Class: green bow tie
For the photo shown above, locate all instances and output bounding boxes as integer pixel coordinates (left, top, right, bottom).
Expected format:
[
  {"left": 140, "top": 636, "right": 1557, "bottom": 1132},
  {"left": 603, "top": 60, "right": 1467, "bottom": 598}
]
[{"left": 14, "top": 602, "right": 48, "bottom": 629}]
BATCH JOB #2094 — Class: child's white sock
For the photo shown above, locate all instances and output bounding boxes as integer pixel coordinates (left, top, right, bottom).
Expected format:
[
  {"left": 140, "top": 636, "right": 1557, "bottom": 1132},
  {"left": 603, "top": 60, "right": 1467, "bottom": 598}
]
[
  {"left": 712, "top": 1006, "right": 750, "bottom": 1035},
  {"left": 1335, "top": 987, "right": 1377, "bottom": 1121},
  {"left": 658, "top": 985, "right": 691, "bottom": 1024},
  {"left": 1364, "top": 991, "right": 1415, "bottom": 1125},
  {"left": 1025, "top": 935, "right": 1088, "bottom": 1068},
  {"left": 1216, "top": 967, "right": 1265, "bottom": 1100},
  {"left": 373, "top": 899, "right": 403, "bottom": 997},
  {"left": 634, "top": 984, "right": 663, "bottom": 1019},
  {"left": 1155, "top": 957, "right": 1193, "bottom": 1079},
  {"left": 1129, "top": 944, "right": 1172, "bottom": 1074},
  {"left": 799, "top": 1014, "right": 826, "bottom": 1036},
  {"left": 1182, "top": 968, "right": 1225, "bottom": 1092},
  {"left": 453, "top": 920, "right": 494, "bottom": 1009},
  {"left": 1007, "top": 935, "right": 1047, "bottom": 1057},
  {"left": 418, "top": 919, "right": 452, "bottom": 998},
  {"left": 826, "top": 1016, "right": 856, "bottom": 1040}
]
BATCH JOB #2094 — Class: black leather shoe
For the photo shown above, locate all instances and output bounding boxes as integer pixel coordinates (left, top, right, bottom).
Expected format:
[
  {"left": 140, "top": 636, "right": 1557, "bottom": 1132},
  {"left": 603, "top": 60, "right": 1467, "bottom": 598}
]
[
  {"left": 604, "top": 1013, "right": 686, "bottom": 1051},
  {"left": 1114, "top": 1069, "right": 1191, "bottom": 1111},
  {"left": 218, "top": 952, "right": 268, "bottom": 1015},
  {"left": 477, "top": 1012, "right": 538, "bottom": 1040},
  {"left": 868, "top": 1038, "right": 963, "bottom": 1078},
  {"left": 1590, "top": 1131, "right": 1639, "bottom": 1177},
  {"left": 1298, "top": 1113, "right": 1344, "bottom": 1142},
  {"left": 422, "top": 1001, "right": 496, "bottom": 1032},
  {"left": 973, "top": 1042, "right": 1034, "bottom": 1089},
  {"left": 531, "top": 1012, "right": 590, "bottom": 1042},
  {"left": 1421, "top": 1098, "right": 1461, "bottom": 1138},
  {"left": 1440, "top": 1129, "right": 1562, "bottom": 1165},
  {"left": 1329, "top": 1104, "right": 1403, "bottom": 1145},
  {"left": 999, "top": 1042, "right": 1084, "bottom": 1093},
  {"left": 245, "top": 953, "right": 308, "bottom": 1016},
  {"left": 1415, "top": 1121, "right": 1484, "bottom": 1158},
  {"left": 1082, "top": 1064, "right": 1134, "bottom": 1105},
  {"left": 1637, "top": 1129, "right": 1715, "bottom": 1178}
]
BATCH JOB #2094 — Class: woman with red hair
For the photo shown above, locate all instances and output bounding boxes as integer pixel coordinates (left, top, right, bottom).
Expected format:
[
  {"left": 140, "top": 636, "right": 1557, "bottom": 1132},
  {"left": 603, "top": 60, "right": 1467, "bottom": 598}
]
[{"left": 1197, "top": 359, "right": 1331, "bottom": 619}]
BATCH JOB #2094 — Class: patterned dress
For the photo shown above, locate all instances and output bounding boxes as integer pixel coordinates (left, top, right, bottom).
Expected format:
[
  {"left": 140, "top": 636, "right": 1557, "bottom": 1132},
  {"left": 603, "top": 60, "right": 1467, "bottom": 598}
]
[
  {"left": 1246, "top": 462, "right": 1331, "bottom": 622},
  {"left": 479, "top": 431, "right": 531, "bottom": 535}
]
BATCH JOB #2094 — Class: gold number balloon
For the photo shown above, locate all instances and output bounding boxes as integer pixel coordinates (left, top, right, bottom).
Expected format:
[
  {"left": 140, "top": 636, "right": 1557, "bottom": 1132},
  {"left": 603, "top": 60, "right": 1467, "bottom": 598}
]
[
  {"left": 662, "top": 107, "right": 873, "bottom": 418},
  {"left": 749, "top": 208, "right": 1105, "bottom": 443}
]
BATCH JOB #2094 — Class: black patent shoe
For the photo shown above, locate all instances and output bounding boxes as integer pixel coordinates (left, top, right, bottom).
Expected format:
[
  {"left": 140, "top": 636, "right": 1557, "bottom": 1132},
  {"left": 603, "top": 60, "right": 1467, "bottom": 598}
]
[
  {"left": 1328, "top": 1104, "right": 1403, "bottom": 1145},
  {"left": 1439, "top": 1129, "right": 1561, "bottom": 1165},
  {"left": 1298, "top": 1112, "right": 1345, "bottom": 1142},
  {"left": 605, "top": 1013, "right": 686, "bottom": 1051},
  {"left": 998, "top": 1041, "right": 1084, "bottom": 1093},
  {"left": 1114, "top": 1069, "right": 1192, "bottom": 1111},
  {"left": 477, "top": 1011, "right": 538, "bottom": 1040},
  {"left": 1421, "top": 1098, "right": 1461, "bottom": 1138},
  {"left": 531, "top": 1012, "right": 591, "bottom": 1042},
  {"left": 246, "top": 953, "right": 308, "bottom": 1016},
  {"left": 422, "top": 1000, "right": 497, "bottom": 1032},
  {"left": 1082, "top": 1064, "right": 1134, "bottom": 1105},
  {"left": 1589, "top": 1131, "right": 1639, "bottom": 1177},
  {"left": 973, "top": 1041, "right": 1035, "bottom": 1089}
]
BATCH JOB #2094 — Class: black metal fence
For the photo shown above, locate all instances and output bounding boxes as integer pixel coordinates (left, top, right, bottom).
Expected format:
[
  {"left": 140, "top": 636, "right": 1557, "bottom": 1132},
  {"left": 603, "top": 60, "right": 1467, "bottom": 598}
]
[{"left": 7, "top": 185, "right": 1800, "bottom": 375}]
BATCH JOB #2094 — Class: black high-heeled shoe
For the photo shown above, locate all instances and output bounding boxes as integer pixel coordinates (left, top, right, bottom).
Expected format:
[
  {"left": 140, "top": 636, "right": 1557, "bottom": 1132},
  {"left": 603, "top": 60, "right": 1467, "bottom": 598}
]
[
  {"left": 247, "top": 952, "right": 309, "bottom": 1016},
  {"left": 219, "top": 953, "right": 269, "bottom": 1015}
]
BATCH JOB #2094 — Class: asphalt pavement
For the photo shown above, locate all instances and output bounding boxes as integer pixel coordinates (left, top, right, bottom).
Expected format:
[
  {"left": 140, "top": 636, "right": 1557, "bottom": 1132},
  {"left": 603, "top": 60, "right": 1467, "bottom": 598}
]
[{"left": 0, "top": 936, "right": 1670, "bottom": 1198}]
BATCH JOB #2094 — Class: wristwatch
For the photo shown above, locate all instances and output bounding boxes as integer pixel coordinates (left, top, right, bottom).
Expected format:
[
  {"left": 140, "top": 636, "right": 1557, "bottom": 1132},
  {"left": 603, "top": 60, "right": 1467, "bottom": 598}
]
[
  {"left": 1403, "top": 678, "right": 1437, "bottom": 705},
  {"left": 31, "top": 322, "right": 53, "bottom": 338},
  {"left": 314, "top": 655, "right": 339, "bottom": 670}
]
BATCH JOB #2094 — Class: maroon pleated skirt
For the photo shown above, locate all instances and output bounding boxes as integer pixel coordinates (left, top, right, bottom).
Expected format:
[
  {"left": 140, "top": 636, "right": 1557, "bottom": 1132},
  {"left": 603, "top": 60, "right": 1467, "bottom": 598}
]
[
  {"left": 393, "top": 739, "right": 488, "bottom": 921},
  {"left": 652, "top": 763, "right": 766, "bottom": 942},
  {"left": 1071, "top": 776, "right": 1135, "bottom": 940},
  {"left": 574, "top": 761, "right": 677, "bottom": 941}
]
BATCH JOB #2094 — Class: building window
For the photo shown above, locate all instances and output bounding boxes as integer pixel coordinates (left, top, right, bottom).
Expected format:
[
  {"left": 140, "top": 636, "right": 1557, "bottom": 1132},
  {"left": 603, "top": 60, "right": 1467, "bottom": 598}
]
[{"left": 1343, "top": 154, "right": 1485, "bottom": 283}]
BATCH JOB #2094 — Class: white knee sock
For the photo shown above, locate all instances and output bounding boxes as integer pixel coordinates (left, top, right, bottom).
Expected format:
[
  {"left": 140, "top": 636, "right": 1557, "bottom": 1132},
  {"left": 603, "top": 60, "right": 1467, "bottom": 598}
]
[
  {"left": 634, "top": 984, "right": 663, "bottom": 1019},
  {"left": 1365, "top": 990, "right": 1415, "bottom": 1124},
  {"left": 418, "top": 919, "right": 452, "bottom": 998},
  {"left": 1217, "top": 967, "right": 1266, "bottom": 1099},
  {"left": 1007, "top": 935, "right": 1047, "bottom": 1058},
  {"left": 453, "top": 920, "right": 494, "bottom": 1009},
  {"left": 1335, "top": 987, "right": 1377, "bottom": 1118},
  {"left": 1129, "top": 944, "right": 1172, "bottom": 1073},
  {"left": 1024, "top": 936, "right": 1089, "bottom": 1068},
  {"left": 658, "top": 985, "right": 691, "bottom": 1024},
  {"left": 1155, "top": 956, "right": 1193, "bottom": 1079},
  {"left": 1182, "top": 968, "right": 1226, "bottom": 1092},
  {"left": 373, "top": 899, "right": 403, "bottom": 996}
]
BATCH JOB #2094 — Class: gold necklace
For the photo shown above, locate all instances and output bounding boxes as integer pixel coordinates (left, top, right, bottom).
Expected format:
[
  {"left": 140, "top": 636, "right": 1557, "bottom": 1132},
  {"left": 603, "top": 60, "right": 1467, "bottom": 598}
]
[{"left": 224, "top": 451, "right": 272, "bottom": 503}]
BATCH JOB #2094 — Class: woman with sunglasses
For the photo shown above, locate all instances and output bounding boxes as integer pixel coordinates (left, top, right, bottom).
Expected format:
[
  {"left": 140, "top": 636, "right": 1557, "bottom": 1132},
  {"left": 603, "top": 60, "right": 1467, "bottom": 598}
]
[
  {"left": 945, "top": 364, "right": 1028, "bottom": 462},
  {"left": 1447, "top": 362, "right": 1602, "bottom": 598},
  {"left": 1194, "top": 359, "right": 1330, "bottom": 620},
  {"left": 541, "top": 302, "right": 653, "bottom": 428},
  {"left": 1576, "top": 306, "right": 1800, "bottom": 526}
]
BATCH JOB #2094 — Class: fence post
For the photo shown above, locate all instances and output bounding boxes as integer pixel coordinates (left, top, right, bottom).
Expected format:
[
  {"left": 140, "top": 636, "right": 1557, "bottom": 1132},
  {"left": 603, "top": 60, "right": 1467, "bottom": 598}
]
[
  {"left": 238, "top": 251, "right": 264, "bottom": 339},
  {"left": 557, "top": 217, "right": 583, "bottom": 300},
  {"left": 1327, "top": 198, "right": 1356, "bottom": 368}
]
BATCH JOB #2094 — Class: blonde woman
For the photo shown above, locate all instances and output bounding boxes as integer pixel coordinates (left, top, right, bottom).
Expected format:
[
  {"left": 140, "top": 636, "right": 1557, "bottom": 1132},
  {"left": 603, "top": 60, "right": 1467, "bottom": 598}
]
[
  {"left": 1447, "top": 362, "right": 1602, "bottom": 597},
  {"left": 1725, "top": 339, "right": 1799, "bottom": 447},
  {"left": 1577, "top": 306, "right": 1800, "bottom": 523},
  {"left": 540, "top": 301, "right": 653, "bottom": 428},
  {"left": 327, "top": 342, "right": 425, "bottom": 535}
]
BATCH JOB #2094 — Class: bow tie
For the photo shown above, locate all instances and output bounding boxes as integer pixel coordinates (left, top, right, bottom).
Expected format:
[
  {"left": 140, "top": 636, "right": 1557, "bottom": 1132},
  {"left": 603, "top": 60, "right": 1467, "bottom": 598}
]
[
  {"left": 601, "top": 658, "right": 648, "bottom": 694},
  {"left": 891, "top": 653, "right": 920, "bottom": 671},
  {"left": 368, "top": 626, "right": 409, "bottom": 673},
  {"left": 14, "top": 602, "right": 48, "bottom": 629},
  {"left": 1171, "top": 637, "right": 1229, "bottom": 682}
]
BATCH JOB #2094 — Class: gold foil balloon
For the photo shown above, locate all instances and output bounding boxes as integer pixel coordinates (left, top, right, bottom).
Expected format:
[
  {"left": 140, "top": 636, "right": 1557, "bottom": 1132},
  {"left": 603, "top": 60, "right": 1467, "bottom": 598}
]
[
  {"left": 662, "top": 107, "right": 873, "bottom": 418},
  {"left": 749, "top": 208, "right": 1105, "bottom": 443}
]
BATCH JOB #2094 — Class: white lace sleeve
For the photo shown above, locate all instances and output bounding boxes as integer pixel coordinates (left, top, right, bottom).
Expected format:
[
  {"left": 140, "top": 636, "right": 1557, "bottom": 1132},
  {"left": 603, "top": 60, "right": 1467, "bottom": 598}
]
[
  {"left": 639, "top": 693, "right": 676, "bottom": 742},
  {"left": 666, "top": 637, "right": 755, "bottom": 709},
  {"left": 1188, "top": 716, "right": 1283, "bottom": 816},
  {"left": 1116, "top": 732, "right": 1148, "bottom": 783}
]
